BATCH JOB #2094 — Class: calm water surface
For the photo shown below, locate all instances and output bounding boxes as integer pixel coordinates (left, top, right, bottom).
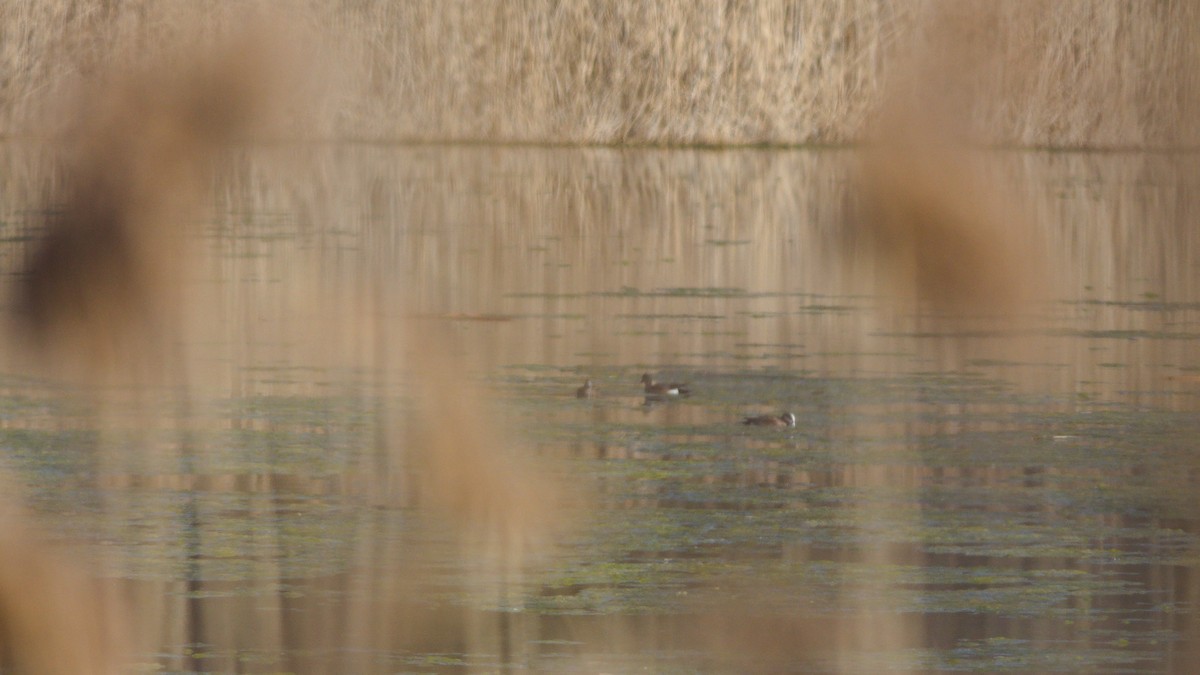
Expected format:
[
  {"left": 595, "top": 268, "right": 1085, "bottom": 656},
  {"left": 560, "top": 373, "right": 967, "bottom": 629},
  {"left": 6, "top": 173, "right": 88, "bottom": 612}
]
[{"left": 0, "top": 145, "right": 1199, "bottom": 672}]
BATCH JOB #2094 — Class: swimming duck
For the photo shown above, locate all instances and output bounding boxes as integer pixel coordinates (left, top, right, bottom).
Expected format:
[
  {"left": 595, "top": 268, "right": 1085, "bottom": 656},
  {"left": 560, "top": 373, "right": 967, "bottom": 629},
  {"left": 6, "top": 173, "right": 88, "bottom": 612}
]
[
  {"left": 576, "top": 379, "right": 594, "bottom": 398},
  {"left": 640, "top": 373, "right": 691, "bottom": 397}
]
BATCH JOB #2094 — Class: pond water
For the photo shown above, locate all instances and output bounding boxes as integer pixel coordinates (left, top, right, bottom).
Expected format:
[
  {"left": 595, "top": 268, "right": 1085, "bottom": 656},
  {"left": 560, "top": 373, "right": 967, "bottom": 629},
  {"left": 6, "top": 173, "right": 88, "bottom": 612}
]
[{"left": 0, "top": 144, "right": 1199, "bottom": 672}]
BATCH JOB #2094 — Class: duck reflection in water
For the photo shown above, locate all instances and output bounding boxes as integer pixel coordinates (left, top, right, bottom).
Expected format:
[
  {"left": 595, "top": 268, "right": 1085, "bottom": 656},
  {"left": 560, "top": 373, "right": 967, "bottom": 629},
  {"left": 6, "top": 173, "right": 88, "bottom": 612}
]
[{"left": 742, "top": 412, "right": 796, "bottom": 427}]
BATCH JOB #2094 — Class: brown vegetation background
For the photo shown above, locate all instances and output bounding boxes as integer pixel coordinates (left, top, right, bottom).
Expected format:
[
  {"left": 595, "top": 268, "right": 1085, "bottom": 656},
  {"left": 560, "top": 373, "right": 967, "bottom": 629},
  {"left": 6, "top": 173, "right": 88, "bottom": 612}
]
[{"left": 2, "top": 0, "right": 1198, "bottom": 147}]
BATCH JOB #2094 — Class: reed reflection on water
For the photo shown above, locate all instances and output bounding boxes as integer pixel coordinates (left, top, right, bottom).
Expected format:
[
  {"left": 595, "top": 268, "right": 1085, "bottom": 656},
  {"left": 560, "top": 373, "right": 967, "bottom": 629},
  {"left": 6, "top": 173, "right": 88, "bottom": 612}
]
[{"left": 0, "top": 143, "right": 1199, "bottom": 671}]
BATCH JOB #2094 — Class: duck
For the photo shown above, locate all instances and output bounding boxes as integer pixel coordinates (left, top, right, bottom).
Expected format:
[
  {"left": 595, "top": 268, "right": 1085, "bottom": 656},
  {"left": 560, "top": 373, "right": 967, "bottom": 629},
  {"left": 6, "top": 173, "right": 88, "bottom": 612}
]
[
  {"left": 640, "top": 372, "right": 691, "bottom": 397},
  {"left": 576, "top": 379, "right": 594, "bottom": 398},
  {"left": 742, "top": 412, "right": 796, "bottom": 427}
]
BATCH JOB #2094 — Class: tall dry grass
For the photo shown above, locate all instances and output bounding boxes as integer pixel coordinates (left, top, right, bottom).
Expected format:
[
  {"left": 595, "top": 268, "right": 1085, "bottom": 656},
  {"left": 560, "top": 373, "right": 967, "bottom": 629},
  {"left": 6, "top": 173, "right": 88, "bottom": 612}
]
[{"left": 1, "top": 1, "right": 1198, "bottom": 147}]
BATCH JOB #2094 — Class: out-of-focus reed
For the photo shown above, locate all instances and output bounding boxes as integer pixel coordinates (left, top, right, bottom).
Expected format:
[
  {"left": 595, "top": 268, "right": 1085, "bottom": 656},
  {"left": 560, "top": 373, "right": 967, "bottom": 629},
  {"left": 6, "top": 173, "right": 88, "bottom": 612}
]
[
  {"left": 0, "top": 483, "right": 128, "bottom": 675},
  {"left": 2, "top": 6, "right": 579, "bottom": 671},
  {"left": 851, "top": 2, "right": 1052, "bottom": 332},
  {"left": 10, "top": 15, "right": 300, "bottom": 384}
]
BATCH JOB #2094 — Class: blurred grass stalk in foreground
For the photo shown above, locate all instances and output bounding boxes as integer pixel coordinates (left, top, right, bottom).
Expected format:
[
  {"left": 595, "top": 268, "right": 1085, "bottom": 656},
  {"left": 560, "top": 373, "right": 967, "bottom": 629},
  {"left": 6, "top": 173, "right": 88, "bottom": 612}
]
[{"left": 3, "top": 6, "right": 581, "bottom": 671}]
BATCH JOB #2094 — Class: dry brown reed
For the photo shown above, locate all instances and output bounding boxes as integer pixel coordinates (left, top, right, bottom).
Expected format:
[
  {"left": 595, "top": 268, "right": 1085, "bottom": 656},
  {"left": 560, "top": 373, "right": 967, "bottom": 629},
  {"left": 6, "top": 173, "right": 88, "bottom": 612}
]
[
  {"left": 0, "top": 483, "right": 128, "bottom": 675},
  {"left": 1, "top": 7, "right": 582, "bottom": 670},
  {"left": 403, "top": 323, "right": 576, "bottom": 569},
  {"left": 854, "top": 121, "right": 1046, "bottom": 320},
  {"left": 10, "top": 17, "right": 295, "bottom": 384},
  {"left": 850, "top": 2, "right": 1051, "bottom": 331},
  {"left": 3, "top": 1, "right": 1198, "bottom": 147},
  {"left": 904, "top": 0, "right": 1200, "bottom": 148}
]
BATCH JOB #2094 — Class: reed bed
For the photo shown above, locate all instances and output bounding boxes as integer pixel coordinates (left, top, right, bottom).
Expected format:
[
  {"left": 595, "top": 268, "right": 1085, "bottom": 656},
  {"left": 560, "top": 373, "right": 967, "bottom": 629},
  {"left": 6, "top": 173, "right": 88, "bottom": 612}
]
[{"left": 1, "top": 1, "right": 1198, "bottom": 147}]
